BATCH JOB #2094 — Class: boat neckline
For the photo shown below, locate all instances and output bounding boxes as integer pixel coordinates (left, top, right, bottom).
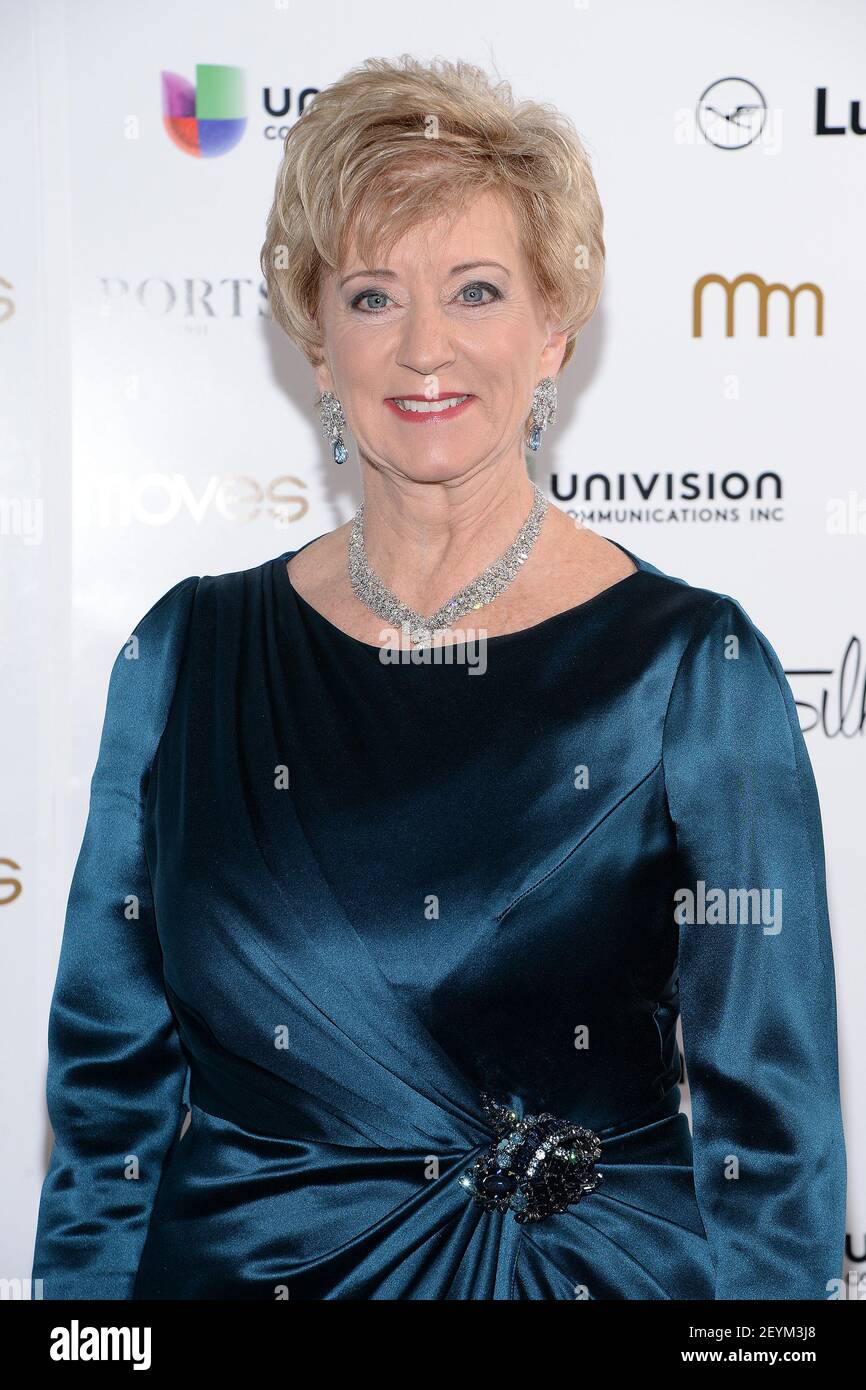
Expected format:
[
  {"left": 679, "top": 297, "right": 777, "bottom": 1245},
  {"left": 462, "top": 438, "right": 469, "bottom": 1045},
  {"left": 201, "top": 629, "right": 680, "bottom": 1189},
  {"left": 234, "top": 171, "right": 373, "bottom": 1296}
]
[{"left": 274, "top": 533, "right": 647, "bottom": 654}]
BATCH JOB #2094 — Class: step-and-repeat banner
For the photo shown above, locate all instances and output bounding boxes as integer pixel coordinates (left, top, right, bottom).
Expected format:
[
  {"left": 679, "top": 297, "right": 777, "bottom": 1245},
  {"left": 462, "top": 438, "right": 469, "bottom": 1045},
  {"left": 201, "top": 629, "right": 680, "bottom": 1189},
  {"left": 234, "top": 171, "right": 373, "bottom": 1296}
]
[{"left": 3, "top": 0, "right": 863, "bottom": 1295}]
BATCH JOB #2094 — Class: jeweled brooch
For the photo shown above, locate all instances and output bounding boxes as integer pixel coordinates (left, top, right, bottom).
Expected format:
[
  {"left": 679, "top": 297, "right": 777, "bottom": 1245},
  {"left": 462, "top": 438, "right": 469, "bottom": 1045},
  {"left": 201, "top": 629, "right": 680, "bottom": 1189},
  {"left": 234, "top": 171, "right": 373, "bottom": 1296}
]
[{"left": 459, "top": 1093, "right": 603, "bottom": 1223}]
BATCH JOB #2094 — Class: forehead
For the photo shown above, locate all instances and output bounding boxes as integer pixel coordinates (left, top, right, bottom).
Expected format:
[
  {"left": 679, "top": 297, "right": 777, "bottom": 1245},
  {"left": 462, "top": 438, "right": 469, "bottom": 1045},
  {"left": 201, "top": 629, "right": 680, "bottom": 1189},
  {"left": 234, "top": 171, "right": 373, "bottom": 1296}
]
[{"left": 338, "top": 187, "right": 522, "bottom": 274}]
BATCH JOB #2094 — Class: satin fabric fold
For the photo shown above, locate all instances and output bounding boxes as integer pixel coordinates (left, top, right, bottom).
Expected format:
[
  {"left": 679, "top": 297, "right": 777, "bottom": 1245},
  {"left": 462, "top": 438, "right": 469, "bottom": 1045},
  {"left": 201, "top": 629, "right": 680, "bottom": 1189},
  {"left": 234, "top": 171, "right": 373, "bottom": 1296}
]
[
  {"left": 134, "top": 1087, "right": 711, "bottom": 1300},
  {"left": 32, "top": 537, "right": 846, "bottom": 1299}
]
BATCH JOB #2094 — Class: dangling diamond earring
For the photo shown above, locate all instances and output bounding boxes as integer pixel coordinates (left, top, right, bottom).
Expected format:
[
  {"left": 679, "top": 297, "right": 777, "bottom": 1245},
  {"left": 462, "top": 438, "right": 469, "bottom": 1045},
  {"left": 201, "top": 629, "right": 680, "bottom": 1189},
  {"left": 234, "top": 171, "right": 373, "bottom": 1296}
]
[
  {"left": 527, "top": 376, "right": 557, "bottom": 452},
  {"left": 319, "top": 390, "right": 348, "bottom": 465}
]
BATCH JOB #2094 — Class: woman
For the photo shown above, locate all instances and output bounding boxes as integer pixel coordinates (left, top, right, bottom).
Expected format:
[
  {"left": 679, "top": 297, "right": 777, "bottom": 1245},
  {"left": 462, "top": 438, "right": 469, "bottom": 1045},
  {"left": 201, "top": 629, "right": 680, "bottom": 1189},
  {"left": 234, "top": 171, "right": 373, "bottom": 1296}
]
[{"left": 32, "top": 55, "right": 845, "bottom": 1300}]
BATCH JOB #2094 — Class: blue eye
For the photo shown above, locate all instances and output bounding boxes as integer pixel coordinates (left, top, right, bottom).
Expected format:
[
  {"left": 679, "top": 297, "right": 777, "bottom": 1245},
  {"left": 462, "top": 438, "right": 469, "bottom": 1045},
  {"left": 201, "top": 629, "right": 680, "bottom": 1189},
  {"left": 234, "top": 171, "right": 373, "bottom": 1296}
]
[
  {"left": 351, "top": 290, "right": 391, "bottom": 313},
  {"left": 348, "top": 281, "right": 502, "bottom": 314},
  {"left": 459, "top": 282, "right": 501, "bottom": 305}
]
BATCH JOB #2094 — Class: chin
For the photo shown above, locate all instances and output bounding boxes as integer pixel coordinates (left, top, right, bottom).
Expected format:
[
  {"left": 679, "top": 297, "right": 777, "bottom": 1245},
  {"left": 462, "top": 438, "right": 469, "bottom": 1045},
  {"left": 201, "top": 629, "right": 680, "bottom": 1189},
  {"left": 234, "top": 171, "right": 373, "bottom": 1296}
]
[
  {"left": 368, "top": 442, "right": 479, "bottom": 482},
  {"left": 397, "top": 458, "right": 486, "bottom": 485}
]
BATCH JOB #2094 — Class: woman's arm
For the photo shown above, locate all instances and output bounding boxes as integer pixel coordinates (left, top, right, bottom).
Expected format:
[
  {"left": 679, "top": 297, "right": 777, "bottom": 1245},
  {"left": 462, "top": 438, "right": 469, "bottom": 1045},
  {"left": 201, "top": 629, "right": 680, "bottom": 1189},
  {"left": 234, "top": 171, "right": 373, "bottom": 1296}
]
[
  {"left": 32, "top": 572, "right": 199, "bottom": 1299},
  {"left": 662, "top": 594, "right": 847, "bottom": 1300}
]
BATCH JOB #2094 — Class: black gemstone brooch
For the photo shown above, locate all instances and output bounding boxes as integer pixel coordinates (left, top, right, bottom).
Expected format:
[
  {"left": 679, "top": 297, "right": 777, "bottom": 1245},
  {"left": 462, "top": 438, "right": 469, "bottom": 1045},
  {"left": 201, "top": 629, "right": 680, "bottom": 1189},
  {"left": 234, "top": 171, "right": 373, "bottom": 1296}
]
[{"left": 459, "top": 1093, "right": 603, "bottom": 1223}]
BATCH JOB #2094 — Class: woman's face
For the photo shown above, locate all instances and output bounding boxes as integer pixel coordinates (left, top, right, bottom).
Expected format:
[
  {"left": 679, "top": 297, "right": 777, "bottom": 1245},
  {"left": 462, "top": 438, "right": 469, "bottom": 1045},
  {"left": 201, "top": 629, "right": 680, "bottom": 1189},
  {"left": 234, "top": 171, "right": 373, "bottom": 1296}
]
[{"left": 313, "top": 188, "right": 567, "bottom": 484}]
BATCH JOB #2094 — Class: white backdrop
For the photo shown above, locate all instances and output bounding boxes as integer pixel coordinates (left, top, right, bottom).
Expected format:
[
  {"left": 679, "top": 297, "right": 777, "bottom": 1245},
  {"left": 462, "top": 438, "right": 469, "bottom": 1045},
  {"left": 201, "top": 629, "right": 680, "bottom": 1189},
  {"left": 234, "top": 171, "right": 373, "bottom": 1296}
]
[{"left": 3, "top": 0, "right": 863, "bottom": 1295}]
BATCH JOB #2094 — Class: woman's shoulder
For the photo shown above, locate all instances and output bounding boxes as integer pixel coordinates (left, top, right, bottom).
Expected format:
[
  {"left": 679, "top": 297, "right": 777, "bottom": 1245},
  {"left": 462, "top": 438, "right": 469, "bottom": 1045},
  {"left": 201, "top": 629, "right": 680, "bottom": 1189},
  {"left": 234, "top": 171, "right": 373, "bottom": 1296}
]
[
  {"left": 624, "top": 544, "right": 799, "bottom": 729},
  {"left": 140, "top": 541, "right": 304, "bottom": 616},
  {"left": 624, "top": 539, "right": 757, "bottom": 638},
  {"left": 124, "top": 550, "right": 279, "bottom": 657},
  {"left": 617, "top": 540, "right": 792, "bottom": 699},
  {"left": 122, "top": 571, "right": 200, "bottom": 654}
]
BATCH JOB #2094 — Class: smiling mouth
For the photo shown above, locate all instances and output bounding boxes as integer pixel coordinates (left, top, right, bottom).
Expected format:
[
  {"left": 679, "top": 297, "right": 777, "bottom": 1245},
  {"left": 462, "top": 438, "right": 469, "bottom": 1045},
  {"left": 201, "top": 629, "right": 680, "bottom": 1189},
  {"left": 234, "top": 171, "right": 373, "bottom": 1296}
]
[{"left": 388, "top": 394, "right": 472, "bottom": 415}]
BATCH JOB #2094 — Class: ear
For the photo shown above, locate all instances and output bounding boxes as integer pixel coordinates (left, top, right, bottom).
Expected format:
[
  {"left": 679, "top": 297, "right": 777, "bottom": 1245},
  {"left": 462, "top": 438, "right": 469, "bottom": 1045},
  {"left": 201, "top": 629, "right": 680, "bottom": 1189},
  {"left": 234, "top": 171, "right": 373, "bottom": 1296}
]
[
  {"left": 539, "top": 322, "right": 568, "bottom": 379},
  {"left": 313, "top": 357, "right": 335, "bottom": 397}
]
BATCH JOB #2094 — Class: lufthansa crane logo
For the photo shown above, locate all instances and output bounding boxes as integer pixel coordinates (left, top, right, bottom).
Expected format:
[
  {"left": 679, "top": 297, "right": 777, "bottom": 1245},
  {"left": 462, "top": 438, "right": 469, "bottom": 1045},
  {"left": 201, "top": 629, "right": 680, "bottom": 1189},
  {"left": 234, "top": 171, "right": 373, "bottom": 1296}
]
[{"left": 696, "top": 77, "right": 767, "bottom": 149}]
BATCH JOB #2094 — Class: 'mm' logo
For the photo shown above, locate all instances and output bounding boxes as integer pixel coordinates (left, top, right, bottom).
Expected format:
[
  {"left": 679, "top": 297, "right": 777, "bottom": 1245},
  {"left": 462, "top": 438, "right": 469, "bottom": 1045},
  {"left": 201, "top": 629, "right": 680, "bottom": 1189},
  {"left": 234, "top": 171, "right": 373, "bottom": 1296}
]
[
  {"left": 693, "top": 273, "right": 824, "bottom": 336},
  {"left": 161, "top": 64, "right": 246, "bottom": 158}
]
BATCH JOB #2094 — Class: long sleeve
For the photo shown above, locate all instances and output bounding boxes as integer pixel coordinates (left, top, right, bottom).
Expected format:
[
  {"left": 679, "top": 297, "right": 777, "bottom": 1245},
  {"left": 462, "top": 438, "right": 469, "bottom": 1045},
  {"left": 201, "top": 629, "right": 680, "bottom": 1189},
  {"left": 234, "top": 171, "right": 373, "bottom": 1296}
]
[
  {"left": 32, "top": 572, "right": 199, "bottom": 1299},
  {"left": 662, "top": 595, "right": 847, "bottom": 1300}
]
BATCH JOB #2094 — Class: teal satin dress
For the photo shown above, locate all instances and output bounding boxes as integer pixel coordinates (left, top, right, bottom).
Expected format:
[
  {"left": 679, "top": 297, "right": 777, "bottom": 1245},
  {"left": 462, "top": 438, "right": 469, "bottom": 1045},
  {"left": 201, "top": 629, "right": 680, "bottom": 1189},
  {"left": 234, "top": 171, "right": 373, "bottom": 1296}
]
[{"left": 31, "top": 536, "right": 847, "bottom": 1299}]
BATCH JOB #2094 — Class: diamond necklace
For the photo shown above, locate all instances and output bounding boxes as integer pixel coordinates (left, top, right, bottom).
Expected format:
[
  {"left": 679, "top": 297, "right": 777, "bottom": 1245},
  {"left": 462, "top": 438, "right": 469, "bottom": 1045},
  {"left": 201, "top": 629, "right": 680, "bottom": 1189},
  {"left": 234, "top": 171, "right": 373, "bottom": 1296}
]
[{"left": 347, "top": 482, "right": 550, "bottom": 648}]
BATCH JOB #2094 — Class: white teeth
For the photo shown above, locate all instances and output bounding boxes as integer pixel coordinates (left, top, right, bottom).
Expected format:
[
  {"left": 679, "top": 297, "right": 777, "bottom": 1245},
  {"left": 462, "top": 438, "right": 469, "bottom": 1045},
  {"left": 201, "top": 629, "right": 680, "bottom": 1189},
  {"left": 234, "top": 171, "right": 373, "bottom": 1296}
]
[{"left": 392, "top": 395, "right": 469, "bottom": 413}]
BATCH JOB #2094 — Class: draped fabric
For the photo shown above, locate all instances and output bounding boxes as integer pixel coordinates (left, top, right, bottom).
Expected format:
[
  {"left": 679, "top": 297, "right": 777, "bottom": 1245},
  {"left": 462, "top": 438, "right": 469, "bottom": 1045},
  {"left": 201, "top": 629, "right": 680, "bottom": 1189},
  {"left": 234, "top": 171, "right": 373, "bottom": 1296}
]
[{"left": 32, "top": 536, "right": 846, "bottom": 1299}]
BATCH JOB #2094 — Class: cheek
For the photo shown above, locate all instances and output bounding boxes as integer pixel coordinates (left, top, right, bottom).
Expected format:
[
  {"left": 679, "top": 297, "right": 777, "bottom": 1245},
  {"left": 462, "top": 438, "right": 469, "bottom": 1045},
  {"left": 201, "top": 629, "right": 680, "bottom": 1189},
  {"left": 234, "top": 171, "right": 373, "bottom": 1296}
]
[
  {"left": 455, "top": 312, "right": 535, "bottom": 362},
  {"left": 333, "top": 321, "right": 399, "bottom": 377}
]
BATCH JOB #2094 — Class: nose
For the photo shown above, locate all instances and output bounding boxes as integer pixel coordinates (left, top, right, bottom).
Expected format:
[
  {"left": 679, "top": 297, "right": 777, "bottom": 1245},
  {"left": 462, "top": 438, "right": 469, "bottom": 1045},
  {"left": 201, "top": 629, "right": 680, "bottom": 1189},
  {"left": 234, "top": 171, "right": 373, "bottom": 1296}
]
[{"left": 395, "top": 298, "right": 456, "bottom": 379}]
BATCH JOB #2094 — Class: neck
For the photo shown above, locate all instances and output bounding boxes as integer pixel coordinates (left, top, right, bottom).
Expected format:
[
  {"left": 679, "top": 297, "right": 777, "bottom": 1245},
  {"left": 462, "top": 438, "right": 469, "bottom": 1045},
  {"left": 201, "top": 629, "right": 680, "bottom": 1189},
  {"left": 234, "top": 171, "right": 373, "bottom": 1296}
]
[{"left": 356, "top": 454, "right": 540, "bottom": 613}]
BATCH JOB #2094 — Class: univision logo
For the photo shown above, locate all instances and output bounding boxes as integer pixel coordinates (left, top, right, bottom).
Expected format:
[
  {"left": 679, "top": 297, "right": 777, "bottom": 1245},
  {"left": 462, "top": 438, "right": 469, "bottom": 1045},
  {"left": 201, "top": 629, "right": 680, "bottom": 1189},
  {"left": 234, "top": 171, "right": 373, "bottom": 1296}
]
[{"left": 161, "top": 64, "right": 246, "bottom": 157}]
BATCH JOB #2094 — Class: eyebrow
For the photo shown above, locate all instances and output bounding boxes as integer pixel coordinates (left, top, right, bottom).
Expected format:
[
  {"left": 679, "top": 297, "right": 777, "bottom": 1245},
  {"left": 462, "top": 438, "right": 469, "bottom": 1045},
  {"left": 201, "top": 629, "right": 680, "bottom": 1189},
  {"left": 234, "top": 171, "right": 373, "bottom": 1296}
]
[{"left": 339, "top": 261, "right": 512, "bottom": 289}]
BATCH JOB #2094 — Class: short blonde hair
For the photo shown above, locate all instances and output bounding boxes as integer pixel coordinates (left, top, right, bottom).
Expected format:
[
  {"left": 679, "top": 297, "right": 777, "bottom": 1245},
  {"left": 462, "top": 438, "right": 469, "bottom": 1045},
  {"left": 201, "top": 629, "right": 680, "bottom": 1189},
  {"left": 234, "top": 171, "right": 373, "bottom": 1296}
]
[{"left": 261, "top": 54, "right": 605, "bottom": 398}]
